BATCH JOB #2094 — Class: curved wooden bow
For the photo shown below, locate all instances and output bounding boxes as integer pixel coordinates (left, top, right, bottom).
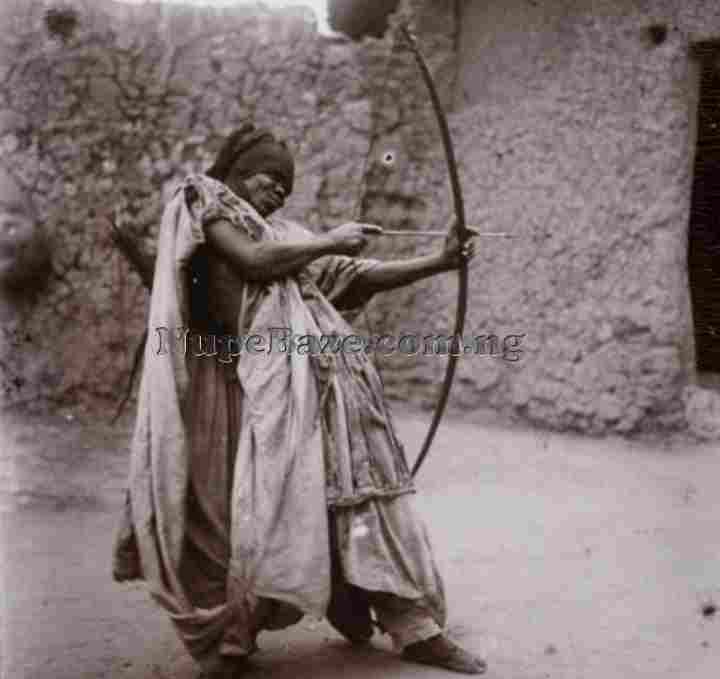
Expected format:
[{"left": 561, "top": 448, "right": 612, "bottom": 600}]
[{"left": 398, "top": 25, "right": 470, "bottom": 478}]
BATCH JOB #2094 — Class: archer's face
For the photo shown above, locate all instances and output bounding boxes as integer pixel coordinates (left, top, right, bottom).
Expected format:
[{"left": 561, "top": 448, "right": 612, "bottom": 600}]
[
  {"left": 225, "top": 165, "right": 287, "bottom": 217},
  {"left": 244, "top": 173, "right": 287, "bottom": 216}
]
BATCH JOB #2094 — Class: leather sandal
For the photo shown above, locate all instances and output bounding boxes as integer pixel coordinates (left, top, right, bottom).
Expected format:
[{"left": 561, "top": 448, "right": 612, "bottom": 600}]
[{"left": 402, "top": 634, "right": 487, "bottom": 675}]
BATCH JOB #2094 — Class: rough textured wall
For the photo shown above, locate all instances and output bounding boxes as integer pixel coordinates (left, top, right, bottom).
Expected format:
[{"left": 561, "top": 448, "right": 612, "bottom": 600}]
[
  {"left": 0, "top": 0, "right": 460, "bottom": 416},
  {"left": 0, "top": 0, "right": 321, "bottom": 408},
  {"left": 2, "top": 0, "right": 716, "bottom": 437},
  {"left": 421, "top": 0, "right": 720, "bottom": 434}
]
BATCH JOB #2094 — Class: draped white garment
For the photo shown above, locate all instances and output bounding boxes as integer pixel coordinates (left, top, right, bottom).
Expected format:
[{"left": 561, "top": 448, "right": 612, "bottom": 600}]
[{"left": 113, "top": 174, "right": 445, "bottom": 662}]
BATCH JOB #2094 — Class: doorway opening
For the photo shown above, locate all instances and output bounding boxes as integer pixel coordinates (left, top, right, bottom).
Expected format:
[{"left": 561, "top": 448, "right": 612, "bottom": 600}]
[{"left": 688, "top": 42, "right": 720, "bottom": 380}]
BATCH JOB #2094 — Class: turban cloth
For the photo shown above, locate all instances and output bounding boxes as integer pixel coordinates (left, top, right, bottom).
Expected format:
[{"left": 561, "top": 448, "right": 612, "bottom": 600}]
[{"left": 206, "top": 125, "right": 294, "bottom": 196}]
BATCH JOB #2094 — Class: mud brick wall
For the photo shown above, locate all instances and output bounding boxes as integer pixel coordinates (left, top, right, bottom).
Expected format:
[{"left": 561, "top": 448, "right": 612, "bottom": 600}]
[
  {"left": 0, "top": 0, "right": 460, "bottom": 415},
  {"left": 1, "top": 0, "right": 718, "bottom": 437},
  {"left": 418, "top": 0, "right": 720, "bottom": 435},
  {"left": 453, "top": 0, "right": 720, "bottom": 434},
  {"left": 331, "top": 0, "right": 720, "bottom": 436}
]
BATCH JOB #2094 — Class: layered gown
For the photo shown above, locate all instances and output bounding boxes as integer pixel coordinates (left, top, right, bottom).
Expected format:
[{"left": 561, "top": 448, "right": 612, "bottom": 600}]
[{"left": 112, "top": 174, "right": 445, "bottom": 665}]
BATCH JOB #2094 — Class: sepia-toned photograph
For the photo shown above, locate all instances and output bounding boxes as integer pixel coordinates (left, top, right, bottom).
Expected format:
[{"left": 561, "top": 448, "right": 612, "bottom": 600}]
[{"left": 1, "top": 1, "right": 719, "bottom": 677}]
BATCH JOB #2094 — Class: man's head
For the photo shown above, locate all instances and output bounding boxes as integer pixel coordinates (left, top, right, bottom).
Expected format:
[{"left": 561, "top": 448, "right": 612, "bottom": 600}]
[{"left": 207, "top": 124, "right": 294, "bottom": 217}]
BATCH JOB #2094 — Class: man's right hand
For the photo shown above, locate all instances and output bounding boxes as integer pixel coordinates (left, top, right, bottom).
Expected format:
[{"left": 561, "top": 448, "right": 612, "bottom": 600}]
[{"left": 327, "top": 222, "right": 383, "bottom": 256}]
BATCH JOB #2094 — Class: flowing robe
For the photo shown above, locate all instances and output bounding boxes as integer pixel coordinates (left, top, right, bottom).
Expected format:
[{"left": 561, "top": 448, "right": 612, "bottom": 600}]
[{"left": 113, "top": 174, "right": 445, "bottom": 664}]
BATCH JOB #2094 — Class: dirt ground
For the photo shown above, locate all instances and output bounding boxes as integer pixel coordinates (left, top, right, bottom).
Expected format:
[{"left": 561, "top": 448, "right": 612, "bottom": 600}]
[{"left": 1, "top": 405, "right": 719, "bottom": 679}]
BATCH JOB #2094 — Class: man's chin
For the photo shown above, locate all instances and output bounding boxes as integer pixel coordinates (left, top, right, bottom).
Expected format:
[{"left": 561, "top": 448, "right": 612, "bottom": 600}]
[{"left": 259, "top": 202, "right": 281, "bottom": 217}]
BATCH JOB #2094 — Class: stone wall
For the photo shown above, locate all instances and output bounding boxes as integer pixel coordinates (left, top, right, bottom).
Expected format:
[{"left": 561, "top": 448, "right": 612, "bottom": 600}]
[{"left": 0, "top": 0, "right": 460, "bottom": 416}]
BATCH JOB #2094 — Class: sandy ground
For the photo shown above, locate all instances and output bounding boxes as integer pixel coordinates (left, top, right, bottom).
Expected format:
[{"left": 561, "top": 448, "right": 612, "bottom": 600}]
[{"left": 1, "top": 405, "right": 719, "bottom": 679}]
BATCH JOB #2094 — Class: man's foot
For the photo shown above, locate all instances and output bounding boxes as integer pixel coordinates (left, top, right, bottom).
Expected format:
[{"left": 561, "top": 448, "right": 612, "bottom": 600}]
[{"left": 402, "top": 634, "right": 487, "bottom": 675}]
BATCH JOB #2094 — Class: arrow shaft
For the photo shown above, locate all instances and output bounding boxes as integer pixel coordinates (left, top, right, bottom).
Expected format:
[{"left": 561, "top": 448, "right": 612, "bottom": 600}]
[{"left": 380, "top": 230, "right": 512, "bottom": 238}]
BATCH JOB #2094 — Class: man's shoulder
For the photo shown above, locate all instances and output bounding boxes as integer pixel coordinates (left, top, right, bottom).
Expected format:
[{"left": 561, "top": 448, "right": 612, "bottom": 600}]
[
  {"left": 165, "top": 173, "right": 214, "bottom": 202},
  {"left": 176, "top": 174, "right": 253, "bottom": 213},
  {"left": 177, "top": 173, "right": 223, "bottom": 195}
]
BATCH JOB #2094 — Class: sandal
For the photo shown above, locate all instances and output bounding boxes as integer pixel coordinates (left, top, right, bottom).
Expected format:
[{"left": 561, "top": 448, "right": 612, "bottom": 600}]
[{"left": 402, "top": 634, "right": 487, "bottom": 675}]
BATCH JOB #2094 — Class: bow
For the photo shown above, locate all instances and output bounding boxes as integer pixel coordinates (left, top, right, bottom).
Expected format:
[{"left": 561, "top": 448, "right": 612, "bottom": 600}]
[{"left": 396, "top": 25, "right": 470, "bottom": 478}]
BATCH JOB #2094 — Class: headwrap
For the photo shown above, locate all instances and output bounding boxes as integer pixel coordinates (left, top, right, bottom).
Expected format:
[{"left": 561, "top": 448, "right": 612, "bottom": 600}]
[{"left": 206, "top": 124, "right": 294, "bottom": 196}]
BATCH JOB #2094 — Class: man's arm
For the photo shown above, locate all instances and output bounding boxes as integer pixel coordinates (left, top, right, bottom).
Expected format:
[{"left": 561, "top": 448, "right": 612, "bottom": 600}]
[
  {"left": 204, "top": 219, "right": 382, "bottom": 282},
  {"left": 352, "top": 252, "right": 450, "bottom": 296},
  {"left": 352, "top": 225, "right": 475, "bottom": 295}
]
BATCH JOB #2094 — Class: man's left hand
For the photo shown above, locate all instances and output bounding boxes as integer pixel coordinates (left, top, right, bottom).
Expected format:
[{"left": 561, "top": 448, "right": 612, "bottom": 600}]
[{"left": 442, "top": 217, "right": 478, "bottom": 270}]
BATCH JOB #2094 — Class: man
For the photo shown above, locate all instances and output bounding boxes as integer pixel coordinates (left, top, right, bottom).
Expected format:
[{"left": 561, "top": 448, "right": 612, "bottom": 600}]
[{"left": 113, "top": 124, "right": 485, "bottom": 677}]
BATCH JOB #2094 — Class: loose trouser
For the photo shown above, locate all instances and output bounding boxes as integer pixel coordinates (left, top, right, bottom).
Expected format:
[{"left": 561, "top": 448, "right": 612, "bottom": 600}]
[{"left": 174, "top": 356, "right": 442, "bottom": 667}]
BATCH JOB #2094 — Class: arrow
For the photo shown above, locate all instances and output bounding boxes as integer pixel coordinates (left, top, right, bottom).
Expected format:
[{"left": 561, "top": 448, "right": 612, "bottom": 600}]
[{"left": 379, "top": 230, "right": 513, "bottom": 238}]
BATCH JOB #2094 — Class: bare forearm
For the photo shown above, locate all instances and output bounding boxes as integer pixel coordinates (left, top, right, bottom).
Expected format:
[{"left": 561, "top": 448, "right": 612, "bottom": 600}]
[
  {"left": 356, "top": 251, "right": 450, "bottom": 294},
  {"left": 205, "top": 219, "right": 338, "bottom": 282},
  {"left": 242, "top": 238, "right": 338, "bottom": 281}
]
